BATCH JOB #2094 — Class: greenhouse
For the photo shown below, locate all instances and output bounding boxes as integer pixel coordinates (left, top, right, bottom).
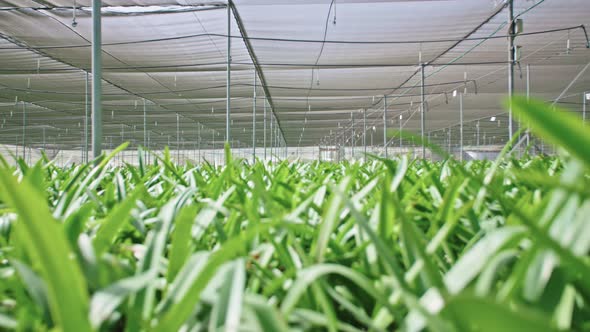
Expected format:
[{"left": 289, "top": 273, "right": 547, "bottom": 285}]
[{"left": 0, "top": 0, "right": 589, "bottom": 331}]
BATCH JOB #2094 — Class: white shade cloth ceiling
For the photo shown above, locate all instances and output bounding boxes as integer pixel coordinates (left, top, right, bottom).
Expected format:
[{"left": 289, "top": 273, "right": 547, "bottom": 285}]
[{"left": 0, "top": 0, "right": 589, "bottom": 149}]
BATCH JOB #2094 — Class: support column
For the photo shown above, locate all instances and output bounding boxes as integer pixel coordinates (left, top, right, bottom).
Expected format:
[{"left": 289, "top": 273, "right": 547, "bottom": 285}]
[
  {"left": 176, "top": 113, "right": 180, "bottom": 162},
  {"left": 448, "top": 128, "right": 451, "bottom": 155},
  {"left": 147, "top": 131, "right": 150, "bottom": 164},
  {"left": 459, "top": 92, "right": 464, "bottom": 162},
  {"left": 476, "top": 121, "right": 480, "bottom": 147},
  {"left": 91, "top": 0, "right": 102, "bottom": 159},
  {"left": 583, "top": 91, "right": 587, "bottom": 125},
  {"left": 270, "top": 113, "right": 274, "bottom": 161},
  {"left": 226, "top": 2, "right": 231, "bottom": 144},
  {"left": 363, "top": 108, "right": 367, "bottom": 162},
  {"left": 399, "top": 114, "right": 402, "bottom": 150},
  {"left": 143, "top": 99, "right": 147, "bottom": 149},
  {"left": 85, "top": 71, "right": 89, "bottom": 163},
  {"left": 253, "top": 72, "right": 257, "bottom": 162},
  {"left": 526, "top": 64, "right": 530, "bottom": 146},
  {"left": 120, "top": 124, "right": 125, "bottom": 163},
  {"left": 22, "top": 101, "right": 26, "bottom": 162},
  {"left": 351, "top": 112, "right": 355, "bottom": 160},
  {"left": 420, "top": 64, "right": 426, "bottom": 159},
  {"left": 263, "top": 98, "right": 267, "bottom": 160},
  {"left": 383, "top": 95, "right": 387, "bottom": 158},
  {"left": 508, "top": 0, "right": 515, "bottom": 140}
]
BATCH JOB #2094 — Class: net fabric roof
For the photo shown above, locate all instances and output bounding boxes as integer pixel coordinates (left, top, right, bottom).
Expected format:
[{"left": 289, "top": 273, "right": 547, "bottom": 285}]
[{"left": 0, "top": 0, "right": 589, "bottom": 153}]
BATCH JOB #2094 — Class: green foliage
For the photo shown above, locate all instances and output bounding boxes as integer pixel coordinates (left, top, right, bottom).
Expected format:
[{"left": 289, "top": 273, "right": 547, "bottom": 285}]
[{"left": 0, "top": 98, "right": 589, "bottom": 331}]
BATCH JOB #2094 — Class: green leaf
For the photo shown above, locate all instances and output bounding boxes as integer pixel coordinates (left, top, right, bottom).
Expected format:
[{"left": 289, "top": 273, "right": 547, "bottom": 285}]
[
  {"left": 441, "top": 295, "right": 560, "bottom": 332},
  {"left": 89, "top": 271, "right": 155, "bottom": 329},
  {"left": 166, "top": 206, "right": 197, "bottom": 283},
  {"left": 0, "top": 168, "right": 92, "bottom": 332},
  {"left": 208, "top": 259, "right": 246, "bottom": 332},
  {"left": 510, "top": 96, "right": 590, "bottom": 168},
  {"left": 93, "top": 186, "right": 143, "bottom": 257},
  {"left": 0, "top": 313, "right": 17, "bottom": 330}
]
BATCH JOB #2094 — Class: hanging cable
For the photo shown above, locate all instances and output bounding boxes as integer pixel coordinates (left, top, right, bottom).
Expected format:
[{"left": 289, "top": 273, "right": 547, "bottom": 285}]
[{"left": 0, "top": 25, "right": 586, "bottom": 50}]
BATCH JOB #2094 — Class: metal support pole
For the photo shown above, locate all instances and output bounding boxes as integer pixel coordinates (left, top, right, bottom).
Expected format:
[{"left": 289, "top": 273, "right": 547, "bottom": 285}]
[
  {"left": 263, "top": 98, "right": 267, "bottom": 160},
  {"left": 448, "top": 128, "right": 451, "bottom": 155},
  {"left": 176, "top": 113, "right": 180, "bottom": 162},
  {"left": 197, "top": 123, "right": 201, "bottom": 162},
  {"left": 91, "top": 0, "right": 102, "bottom": 159},
  {"left": 459, "top": 93, "right": 464, "bottom": 162},
  {"left": 253, "top": 72, "right": 257, "bottom": 162},
  {"left": 226, "top": 2, "right": 231, "bottom": 144},
  {"left": 351, "top": 112, "right": 355, "bottom": 160},
  {"left": 399, "top": 115, "right": 402, "bottom": 149},
  {"left": 476, "top": 121, "right": 480, "bottom": 147},
  {"left": 22, "top": 101, "right": 26, "bottom": 162},
  {"left": 526, "top": 64, "right": 530, "bottom": 146},
  {"left": 420, "top": 64, "right": 426, "bottom": 159},
  {"left": 508, "top": 0, "right": 515, "bottom": 140},
  {"left": 583, "top": 91, "right": 587, "bottom": 125},
  {"left": 147, "top": 131, "right": 150, "bottom": 164},
  {"left": 383, "top": 95, "right": 387, "bottom": 158},
  {"left": 120, "top": 124, "right": 125, "bottom": 163},
  {"left": 363, "top": 109, "right": 367, "bottom": 162},
  {"left": 84, "top": 71, "right": 89, "bottom": 163},
  {"left": 270, "top": 114, "right": 274, "bottom": 161},
  {"left": 143, "top": 98, "right": 147, "bottom": 148},
  {"left": 42, "top": 127, "right": 46, "bottom": 152}
]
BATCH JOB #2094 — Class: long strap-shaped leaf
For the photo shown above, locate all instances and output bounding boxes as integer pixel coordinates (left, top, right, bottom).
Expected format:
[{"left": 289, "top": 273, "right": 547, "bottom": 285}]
[
  {"left": 510, "top": 96, "right": 590, "bottom": 168},
  {"left": 0, "top": 168, "right": 92, "bottom": 332}
]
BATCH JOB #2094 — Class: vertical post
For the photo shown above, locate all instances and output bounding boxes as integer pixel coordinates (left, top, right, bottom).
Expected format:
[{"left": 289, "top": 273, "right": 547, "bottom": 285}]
[
  {"left": 420, "top": 64, "right": 426, "bottom": 159},
  {"left": 197, "top": 123, "right": 201, "bottom": 162},
  {"left": 270, "top": 113, "right": 274, "bottom": 161},
  {"left": 526, "top": 64, "right": 530, "bottom": 146},
  {"left": 22, "top": 101, "right": 26, "bottom": 162},
  {"left": 84, "top": 71, "right": 89, "bottom": 162},
  {"left": 351, "top": 112, "right": 355, "bottom": 160},
  {"left": 363, "top": 109, "right": 367, "bottom": 162},
  {"left": 459, "top": 92, "right": 464, "bottom": 162},
  {"left": 147, "top": 131, "right": 150, "bottom": 164},
  {"left": 399, "top": 115, "right": 402, "bottom": 149},
  {"left": 143, "top": 98, "right": 147, "bottom": 148},
  {"left": 583, "top": 91, "right": 587, "bottom": 125},
  {"left": 508, "top": 0, "right": 515, "bottom": 141},
  {"left": 253, "top": 72, "right": 257, "bottom": 162},
  {"left": 263, "top": 98, "right": 267, "bottom": 160},
  {"left": 120, "top": 124, "right": 124, "bottom": 164},
  {"left": 476, "top": 121, "right": 480, "bottom": 147},
  {"left": 91, "top": 0, "right": 102, "bottom": 159},
  {"left": 383, "top": 95, "right": 387, "bottom": 158},
  {"left": 226, "top": 2, "right": 231, "bottom": 145},
  {"left": 42, "top": 127, "right": 46, "bottom": 152},
  {"left": 176, "top": 113, "right": 180, "bottom": 162},
  {"left": 448, "top": 128, "right": 451, "bottom": 155}
]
